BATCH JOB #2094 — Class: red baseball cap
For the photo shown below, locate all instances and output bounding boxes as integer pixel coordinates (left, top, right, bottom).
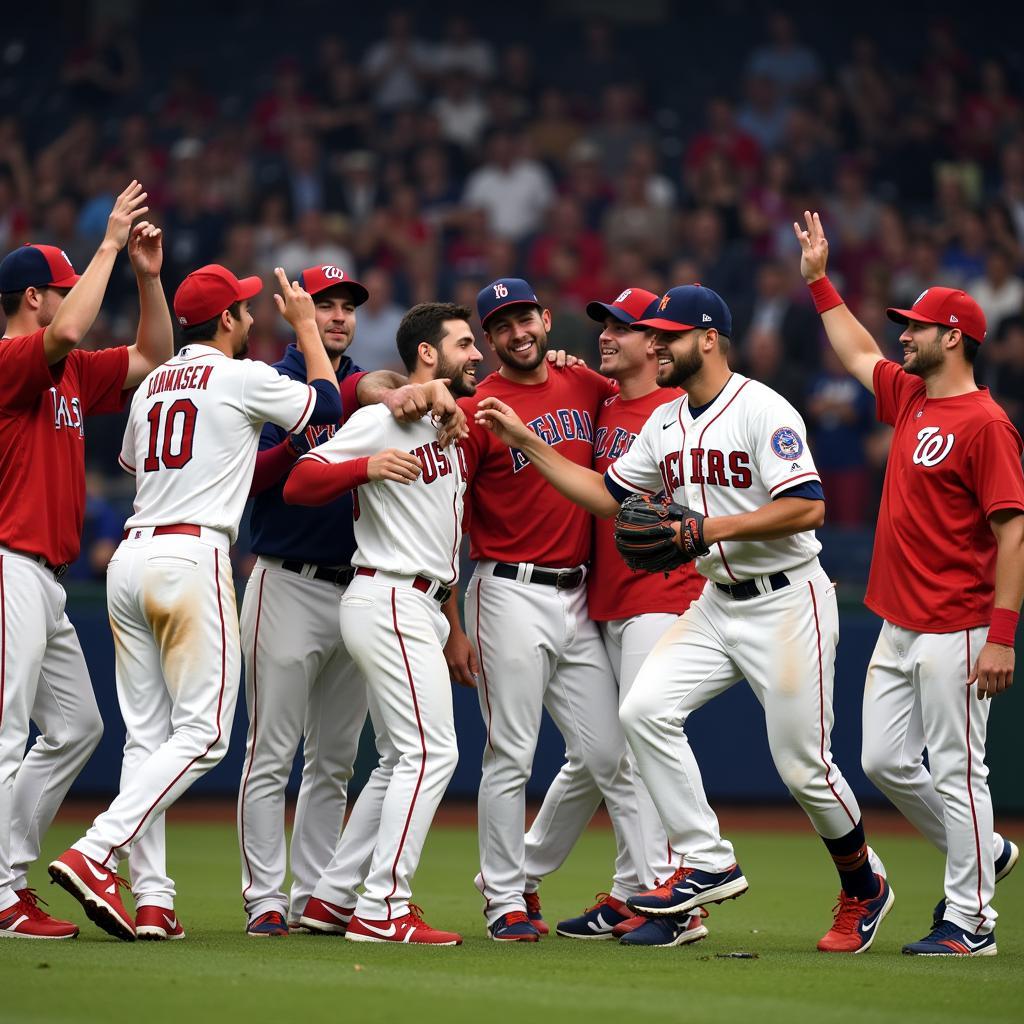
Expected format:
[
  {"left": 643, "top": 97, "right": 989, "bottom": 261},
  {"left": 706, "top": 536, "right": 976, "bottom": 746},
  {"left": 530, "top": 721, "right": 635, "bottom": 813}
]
[
  {"left": 297, "top": 264, "right": 369, "bottom": 306},
  {"left": 886, "top": 287, "right": 987, "bottom": 343},
  {"left": 0, "top": 244, "right": 81, "bottom": 292},
  {"left": 173, "top": 264, "right": 262, "bottom": 327},
  {"left": 585, "top": 287, "right": 659, "bottom": 325}
]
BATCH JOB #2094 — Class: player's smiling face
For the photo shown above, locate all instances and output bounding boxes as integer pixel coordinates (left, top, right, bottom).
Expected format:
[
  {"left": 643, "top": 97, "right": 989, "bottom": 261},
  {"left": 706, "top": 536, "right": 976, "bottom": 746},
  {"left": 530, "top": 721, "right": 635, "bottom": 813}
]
[
  {"left": 653, "top": 329, "right": 703, "bottom": 387},
  {"left": 485, "top": 304, "right": 550, "bottom": 372},
  {"left": 314, "top": 288, "right": 358, "bottom": 359},
  {"left": 900, "top": 321, "right": 948, "bottom": 378},
  {"left": 435, "top": 319, "right": 483, "bottom": 398},
  {"left": 599, "top": 318, "right": 652, "bottom": 378}
]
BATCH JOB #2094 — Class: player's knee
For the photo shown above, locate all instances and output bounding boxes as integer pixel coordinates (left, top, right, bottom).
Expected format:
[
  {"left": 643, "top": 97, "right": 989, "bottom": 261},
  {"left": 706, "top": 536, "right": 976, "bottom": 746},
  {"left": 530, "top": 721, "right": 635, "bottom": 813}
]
[
  {"left": 50, "top": 707, "right": 104, "bottom": 763},
  {"left": 482, "top": 741, "right": 533, "bottom": 784},
  {"left": 773, "top": 753, "right": 818, "bottom": 797},
  {"left": 860, "top": 745, "right": 897, "bottom": 790},
  {"left": 619, "top": 689, "right": 666, "bottom": 739}
]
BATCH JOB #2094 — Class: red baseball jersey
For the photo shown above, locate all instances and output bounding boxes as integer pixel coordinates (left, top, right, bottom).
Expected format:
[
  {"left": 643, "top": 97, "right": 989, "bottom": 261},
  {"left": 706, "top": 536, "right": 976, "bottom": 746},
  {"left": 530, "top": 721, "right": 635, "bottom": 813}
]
[
  {"left": 0, "top": 330, "right": 128, "bottom": 565},
  {"left": 589, "top": 388, "right": 706, "bottom": 621},
  {"left": 460, "top": 364, "right": 615, "bottom": 566},
  {"left": 866, "top": 359, "right": 1024, "bottom": 633}
]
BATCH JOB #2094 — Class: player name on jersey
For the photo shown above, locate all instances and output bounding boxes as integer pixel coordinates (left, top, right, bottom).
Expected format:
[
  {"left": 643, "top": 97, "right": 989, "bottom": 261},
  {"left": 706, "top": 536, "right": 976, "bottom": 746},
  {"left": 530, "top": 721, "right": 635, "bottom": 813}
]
[{"left": 146, "top": 364, "right": 214, "bottom": 397}]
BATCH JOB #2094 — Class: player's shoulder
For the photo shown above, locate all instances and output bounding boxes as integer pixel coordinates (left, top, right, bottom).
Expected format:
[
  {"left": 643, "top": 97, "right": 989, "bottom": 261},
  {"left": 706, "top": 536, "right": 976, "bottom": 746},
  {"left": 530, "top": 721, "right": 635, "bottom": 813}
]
[
  {"left": 343, "top": 402, "right": 392, "bottom": 429},
  {"left": 738, "top": 376, "right": 801, "bottom": 418}
]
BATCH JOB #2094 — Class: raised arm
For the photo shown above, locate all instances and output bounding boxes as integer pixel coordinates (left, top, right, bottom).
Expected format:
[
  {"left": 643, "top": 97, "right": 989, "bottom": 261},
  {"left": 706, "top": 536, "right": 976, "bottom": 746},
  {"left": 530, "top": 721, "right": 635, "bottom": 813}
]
[
  {"left": 123, "top": 221, "right": 173, "bottom": 388},
  {"left": 794, "top": 210, "right": 885, "bottom": 393},
  {"left": 43, "top": 180, "right": 149, "bottom": 364},
  {"left": 474, "top": 397, "right": 619, "bottom": 517}
]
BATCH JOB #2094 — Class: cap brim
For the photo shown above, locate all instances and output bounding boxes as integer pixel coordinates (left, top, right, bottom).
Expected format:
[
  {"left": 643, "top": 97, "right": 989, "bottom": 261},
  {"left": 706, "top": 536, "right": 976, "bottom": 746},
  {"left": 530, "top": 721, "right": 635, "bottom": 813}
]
[
  {"left": 236, "top": 276, "right": 263, "bottom": 302},
  {"left": 629, "top": 317, "right": 696, "bottom": 332},
  {"left": 886, "top": 306, "right": 942, "bottom": 327},
  {"left": 481, "top": 299, "right": 540, "bottom": 327},
  {"left": 309, "top": 279, "right": 370, "bottom": 306},
  {"left": 585, "top": 301, "right": 632, "bottom": 325}
]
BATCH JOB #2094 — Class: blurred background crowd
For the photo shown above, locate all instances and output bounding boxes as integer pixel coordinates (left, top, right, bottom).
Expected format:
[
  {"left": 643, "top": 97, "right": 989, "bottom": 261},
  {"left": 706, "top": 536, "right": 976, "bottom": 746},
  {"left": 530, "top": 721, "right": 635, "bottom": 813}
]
[{"left": 2, "top": 1, "right": 1022, "bottom": 582}]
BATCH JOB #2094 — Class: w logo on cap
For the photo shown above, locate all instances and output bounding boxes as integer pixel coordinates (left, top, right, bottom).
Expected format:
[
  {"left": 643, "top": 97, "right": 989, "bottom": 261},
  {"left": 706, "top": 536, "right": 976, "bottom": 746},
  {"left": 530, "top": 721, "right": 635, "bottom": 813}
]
[{"left": 321, "top": 265, "right": 345, "bottom": 281}]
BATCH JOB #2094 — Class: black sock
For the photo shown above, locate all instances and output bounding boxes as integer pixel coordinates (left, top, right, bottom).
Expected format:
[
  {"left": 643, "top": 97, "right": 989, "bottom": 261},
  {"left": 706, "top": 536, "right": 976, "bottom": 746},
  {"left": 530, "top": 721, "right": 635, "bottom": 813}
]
[{"left": 820, "top": 821, "right": 878, "bottom": 899}]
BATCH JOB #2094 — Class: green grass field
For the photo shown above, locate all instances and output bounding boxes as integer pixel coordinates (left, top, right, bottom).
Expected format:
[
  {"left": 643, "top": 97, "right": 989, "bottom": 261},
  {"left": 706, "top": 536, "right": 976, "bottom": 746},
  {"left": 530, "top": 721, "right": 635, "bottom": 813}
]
[{"left": 3, "top": 817, "right": 1022, "bottom": 1024}]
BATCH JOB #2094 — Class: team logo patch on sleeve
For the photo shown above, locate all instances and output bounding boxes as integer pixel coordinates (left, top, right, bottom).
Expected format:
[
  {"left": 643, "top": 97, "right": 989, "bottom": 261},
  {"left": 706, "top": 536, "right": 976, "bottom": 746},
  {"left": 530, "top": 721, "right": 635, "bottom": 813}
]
[{"left": 770, "top": 427, "right": 804, "bottom": 460}]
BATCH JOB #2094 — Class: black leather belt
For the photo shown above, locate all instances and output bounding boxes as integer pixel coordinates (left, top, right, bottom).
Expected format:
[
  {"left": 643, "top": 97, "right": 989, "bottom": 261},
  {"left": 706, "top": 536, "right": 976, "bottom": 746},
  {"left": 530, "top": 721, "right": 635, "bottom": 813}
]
[
  {"left": 280, "top": 560, "right": 355, "bottom": 586},
  {"left": 493, "top": 562, "right": 585, "bottom": 590},
  {"left": 355, "top": 566, "right": 451, "bottom": 604},
  {"left": 716, "top": 571, "right": 790, "bottom": 601}
]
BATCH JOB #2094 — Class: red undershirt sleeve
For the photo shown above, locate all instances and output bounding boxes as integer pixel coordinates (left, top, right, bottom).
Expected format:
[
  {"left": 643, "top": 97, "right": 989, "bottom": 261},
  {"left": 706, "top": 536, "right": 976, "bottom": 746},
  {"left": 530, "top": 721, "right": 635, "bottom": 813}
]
[{"left": 283, "top": 454, "right": 371, "bottom": 506}]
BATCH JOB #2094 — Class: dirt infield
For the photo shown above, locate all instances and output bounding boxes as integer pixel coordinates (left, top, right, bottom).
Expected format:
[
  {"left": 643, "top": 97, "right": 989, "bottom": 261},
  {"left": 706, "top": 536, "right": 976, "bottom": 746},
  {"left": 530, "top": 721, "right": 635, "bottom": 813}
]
[{"left": 56, "top": 797, "right": 1023, "bottom": 835}]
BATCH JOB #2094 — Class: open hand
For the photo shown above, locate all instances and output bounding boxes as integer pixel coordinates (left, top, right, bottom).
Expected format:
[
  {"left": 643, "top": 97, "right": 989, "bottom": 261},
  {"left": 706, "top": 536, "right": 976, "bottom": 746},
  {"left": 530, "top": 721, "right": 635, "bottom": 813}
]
[
  {"left": 793, "top": 210, "right": 829, "bottom": 283},
  {"left": 104, "top": 180, "right": 150, "bottom": 250}
]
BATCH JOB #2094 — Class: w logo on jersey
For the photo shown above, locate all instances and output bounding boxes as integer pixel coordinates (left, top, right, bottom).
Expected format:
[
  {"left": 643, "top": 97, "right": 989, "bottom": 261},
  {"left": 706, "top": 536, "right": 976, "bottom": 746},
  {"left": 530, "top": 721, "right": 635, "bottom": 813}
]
[{"left": 912, "top": 426, "right": 955, "bottom": 467}]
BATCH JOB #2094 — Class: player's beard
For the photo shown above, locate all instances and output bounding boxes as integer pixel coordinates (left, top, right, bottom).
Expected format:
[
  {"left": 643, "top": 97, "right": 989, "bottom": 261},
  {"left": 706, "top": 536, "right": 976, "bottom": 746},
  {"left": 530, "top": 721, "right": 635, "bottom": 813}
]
[
  {"left": 902, "top": 336, "right": 944, "bottom": 378},
  {"left": 437, "top": 353, "right": 478, "bottom": 398},
  {"left": 658, "top": 340, "right": 703, "bottom": 387},
  {"left": 495, "top": 331, "right": 547, "bottom": 373}
]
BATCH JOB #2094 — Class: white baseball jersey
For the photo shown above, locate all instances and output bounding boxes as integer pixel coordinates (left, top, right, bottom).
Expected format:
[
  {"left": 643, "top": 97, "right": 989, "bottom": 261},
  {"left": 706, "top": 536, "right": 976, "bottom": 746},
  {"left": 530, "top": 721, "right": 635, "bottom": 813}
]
[
  {"left": 120, "top": 344, "right": 318, "bottom": 541},
  {"left": 299, "top": 405, "right": 467, "bottom": 584},
  {"left": 607, "top": 373, "right": 822, "bottom": 583}
]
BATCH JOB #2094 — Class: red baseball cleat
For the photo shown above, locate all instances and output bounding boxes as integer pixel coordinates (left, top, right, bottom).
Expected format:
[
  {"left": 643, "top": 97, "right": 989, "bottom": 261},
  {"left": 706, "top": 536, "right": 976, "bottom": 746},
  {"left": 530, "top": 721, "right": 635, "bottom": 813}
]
[
  {"left": 136, "top": 905, "right": 185, "bottom": 940},
  {"left": 346, "top": 905, "right": 462, "bottom": 946},
  {"left": 523, "top": 891, "right": 549, "bottom": 935},
  {"left": 0, "top": 889, "right": 79, "bottom": 939},
  {"left": 817, "top": 875, "right": 894, "bottom": 953},
  {"left": 48, "top": 848, "right": 135, "bottom": 941},
  {"left": 299, "top": 896, "right": 354, "bottom": 935}
]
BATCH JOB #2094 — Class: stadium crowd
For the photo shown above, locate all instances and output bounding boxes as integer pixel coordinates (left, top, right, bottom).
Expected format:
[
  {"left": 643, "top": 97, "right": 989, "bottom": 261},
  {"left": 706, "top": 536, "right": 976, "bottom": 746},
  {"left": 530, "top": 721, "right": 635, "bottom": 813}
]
[{"left": 1, "top": 6, "right": 1022, "bottom": 571}]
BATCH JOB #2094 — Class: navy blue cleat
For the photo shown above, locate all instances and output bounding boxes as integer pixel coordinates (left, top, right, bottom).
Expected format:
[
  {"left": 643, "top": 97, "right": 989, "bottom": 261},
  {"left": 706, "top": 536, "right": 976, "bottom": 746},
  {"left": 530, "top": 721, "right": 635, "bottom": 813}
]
[
  {"left": 619, "top": 912, "right": 708, "bottom": 947},
  {"left": 903, "top": 921, "right": 997, "bottom": 956},
  {"left": 932, "top": 837, "right": 1018, "bottom": 929},
  {"left": 555, "top": 894, "right": 630, "bottom": 940},
  {"left": 488, "top": 911, "right": 539, "bottom": 942},
  {"left": 626, "top": 864, "right": 748, "bottom": 917},
  {"left": 247, "top": 910, "right": 289, "bottom": 937}
]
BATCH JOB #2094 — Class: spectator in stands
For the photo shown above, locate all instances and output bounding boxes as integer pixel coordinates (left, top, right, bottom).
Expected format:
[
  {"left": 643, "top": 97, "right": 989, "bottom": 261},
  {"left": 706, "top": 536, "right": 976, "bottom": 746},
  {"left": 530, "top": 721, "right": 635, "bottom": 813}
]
[
  {"left": 434, "top": 15, "right": 496, "bottom": 81},
  {"left": 587, "top": 83, "right": 653, "bottom": 181},
  {"left": 686, "top": 97, "right": 761, "bottom": 187},
  {"left": 968, "top": 246, "right": 1024, "bottom": 337},
  {"left": 989, "top": 315, "right": 1024, "bottom": 436},
  {"left": 603, "top": 165, "right": 673, "bottom": 263},
  {"left": 351, "top": 267, "right": 406, "bottom": 371},
  {"left": 746, "top": 12, "right": 822, "bottom": 98},
  {"left": 363, "top": 10, "right": 432, "bottom": 111},
  {"left": 432, "top": 70, "right": 489, "bottom": 152},
  {"left": 273, "top": 209, "right": 354, "bottom": 280}
]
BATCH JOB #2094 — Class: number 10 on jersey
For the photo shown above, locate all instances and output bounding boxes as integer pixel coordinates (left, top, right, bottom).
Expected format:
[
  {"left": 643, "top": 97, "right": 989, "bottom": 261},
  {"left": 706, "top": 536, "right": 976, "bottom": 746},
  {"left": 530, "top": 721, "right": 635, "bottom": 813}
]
[{"left": 144, "top": 399, "right": 198, "bottom": 471}]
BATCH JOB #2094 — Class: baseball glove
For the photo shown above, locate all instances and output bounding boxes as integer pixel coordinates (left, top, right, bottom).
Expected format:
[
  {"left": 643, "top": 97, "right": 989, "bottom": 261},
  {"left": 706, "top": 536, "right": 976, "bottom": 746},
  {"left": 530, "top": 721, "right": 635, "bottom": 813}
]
[{"left": 613, "top": 494, "right": 710, "bottom": 573}]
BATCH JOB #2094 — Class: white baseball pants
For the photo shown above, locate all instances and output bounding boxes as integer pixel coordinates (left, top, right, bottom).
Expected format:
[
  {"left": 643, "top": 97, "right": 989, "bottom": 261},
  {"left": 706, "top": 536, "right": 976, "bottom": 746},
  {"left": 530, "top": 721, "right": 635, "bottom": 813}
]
[
  {"left": 72, "top": 532, "right": 240, "bottom": 896},
  {"left": 861, "top": 622, "right": 999, "bottom": 934},
  {"left": 468, "top": 567, "right": 643, "bottom": 924},
  {"left": 621, "top": 566, "right": 862, "bottom": 872},
  {"left": 0, "top": 550, "right": 103, "bottom": 910},
  {"left": 337, "top": 573, "right": 458, "bottom": 921},
  {"left": 237, "top": 560, "right": 367, "bottom": 922}
]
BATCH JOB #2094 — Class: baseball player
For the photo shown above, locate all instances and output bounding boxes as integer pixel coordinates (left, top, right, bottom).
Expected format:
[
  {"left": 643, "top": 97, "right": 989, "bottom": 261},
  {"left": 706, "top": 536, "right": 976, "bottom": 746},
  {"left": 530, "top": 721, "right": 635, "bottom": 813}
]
[
  {"left": 475, "top": 284, "right": 893, "bottom": 953},
  {"left": 283, "top": 301, "right": 482, "bottom": 946},
  {"left": 795, "top": 211, "right": 1024, "bottom": 957},
  {"left": 47, "top": 265, "right": 343, "bottom": 941},
  {"left": 0, "top": 182, "right": 172, "bottom": 940},
  {"left": 237, "top": 266, "right": 464, "bottom": 938},
  {"left": 448, "top": 278, "right": 645, "bottom": 942},
  {"left": 521, "top": 287, "right": 709, "bottom": 947}
]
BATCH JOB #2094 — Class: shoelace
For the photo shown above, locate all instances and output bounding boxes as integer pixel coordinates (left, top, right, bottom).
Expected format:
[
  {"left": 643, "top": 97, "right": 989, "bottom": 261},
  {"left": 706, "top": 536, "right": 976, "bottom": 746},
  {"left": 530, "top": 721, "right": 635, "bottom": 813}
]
[
  {"left": 503, "top": 911, "right": 531, "bottom": 927},
  {"left": 523, "top": 892, "right": 542, "bottom": 916},
  {"left": 921, "top": 920, "right": 962, "bottom": 943},
  {"left": 583, "top": 891, "right": 612, "bottom": 913},
  {"left": 15, "top": 888, "right": 52, "bottom": 921},
  {"left": 649, "top": 865, "right": 692, "bottom": 898},
  {"left": 252, "top": 911, "right": 287, "bottom": 929},
  {"left": 406, "top": 903, "right": 428, "bottom": 926},
  {"left": 827, "top": 890, "right": 871, "bottom": 934}
]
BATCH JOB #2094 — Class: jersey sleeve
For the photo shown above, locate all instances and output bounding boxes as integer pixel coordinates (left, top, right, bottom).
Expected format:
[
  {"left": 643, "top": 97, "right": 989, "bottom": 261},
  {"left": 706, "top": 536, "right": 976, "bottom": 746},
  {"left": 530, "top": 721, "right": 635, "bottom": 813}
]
[
  {"left": 0, "top": 330, "right": 62, "bottom": 406},
  {"left": 750, "top": 396, "right": 822, "bottom": 498},
  {"left": 241, "top": 360, "right": 317, "bottom": 433},
  {"left": 963, "top": 419, "right": 1024, "bottom": 518},
  {"left": 298, "top": 406, "right": 388, "bottom": 466},
  {"left": 74, "top": 346, "right": 130, "bottom": 415},
  {"left": 605, "top": 414, "right": 664, "bottom": 497},
  {"left": 873, "top": 359, "right": 920, "bottom": 427}
]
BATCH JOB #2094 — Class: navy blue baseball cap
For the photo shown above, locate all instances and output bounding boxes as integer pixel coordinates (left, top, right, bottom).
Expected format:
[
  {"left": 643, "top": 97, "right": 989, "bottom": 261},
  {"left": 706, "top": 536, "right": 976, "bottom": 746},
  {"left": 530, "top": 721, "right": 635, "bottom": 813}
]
[
  {"left": 477, "top": 278, "right": 541, "bottom": 328},
  {"left": 0, "top": 244, "right": 81, "bottom": 294},
  {"left": 631, "top": 284, "right": 733, "bottom": 337},
  {"left": 586, "top": 287, "right": 659, "bottom": 325}
]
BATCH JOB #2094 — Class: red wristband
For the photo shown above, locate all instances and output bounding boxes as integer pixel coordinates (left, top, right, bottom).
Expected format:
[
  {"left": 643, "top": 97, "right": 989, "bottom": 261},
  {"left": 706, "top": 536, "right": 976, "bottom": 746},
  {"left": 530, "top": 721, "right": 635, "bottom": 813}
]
[
  {"left": 809, "top": 276, "right": 844, "bottom": 314},
  {"left": 988, "top": 608, "right": 1019, "bottom": 648}
]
